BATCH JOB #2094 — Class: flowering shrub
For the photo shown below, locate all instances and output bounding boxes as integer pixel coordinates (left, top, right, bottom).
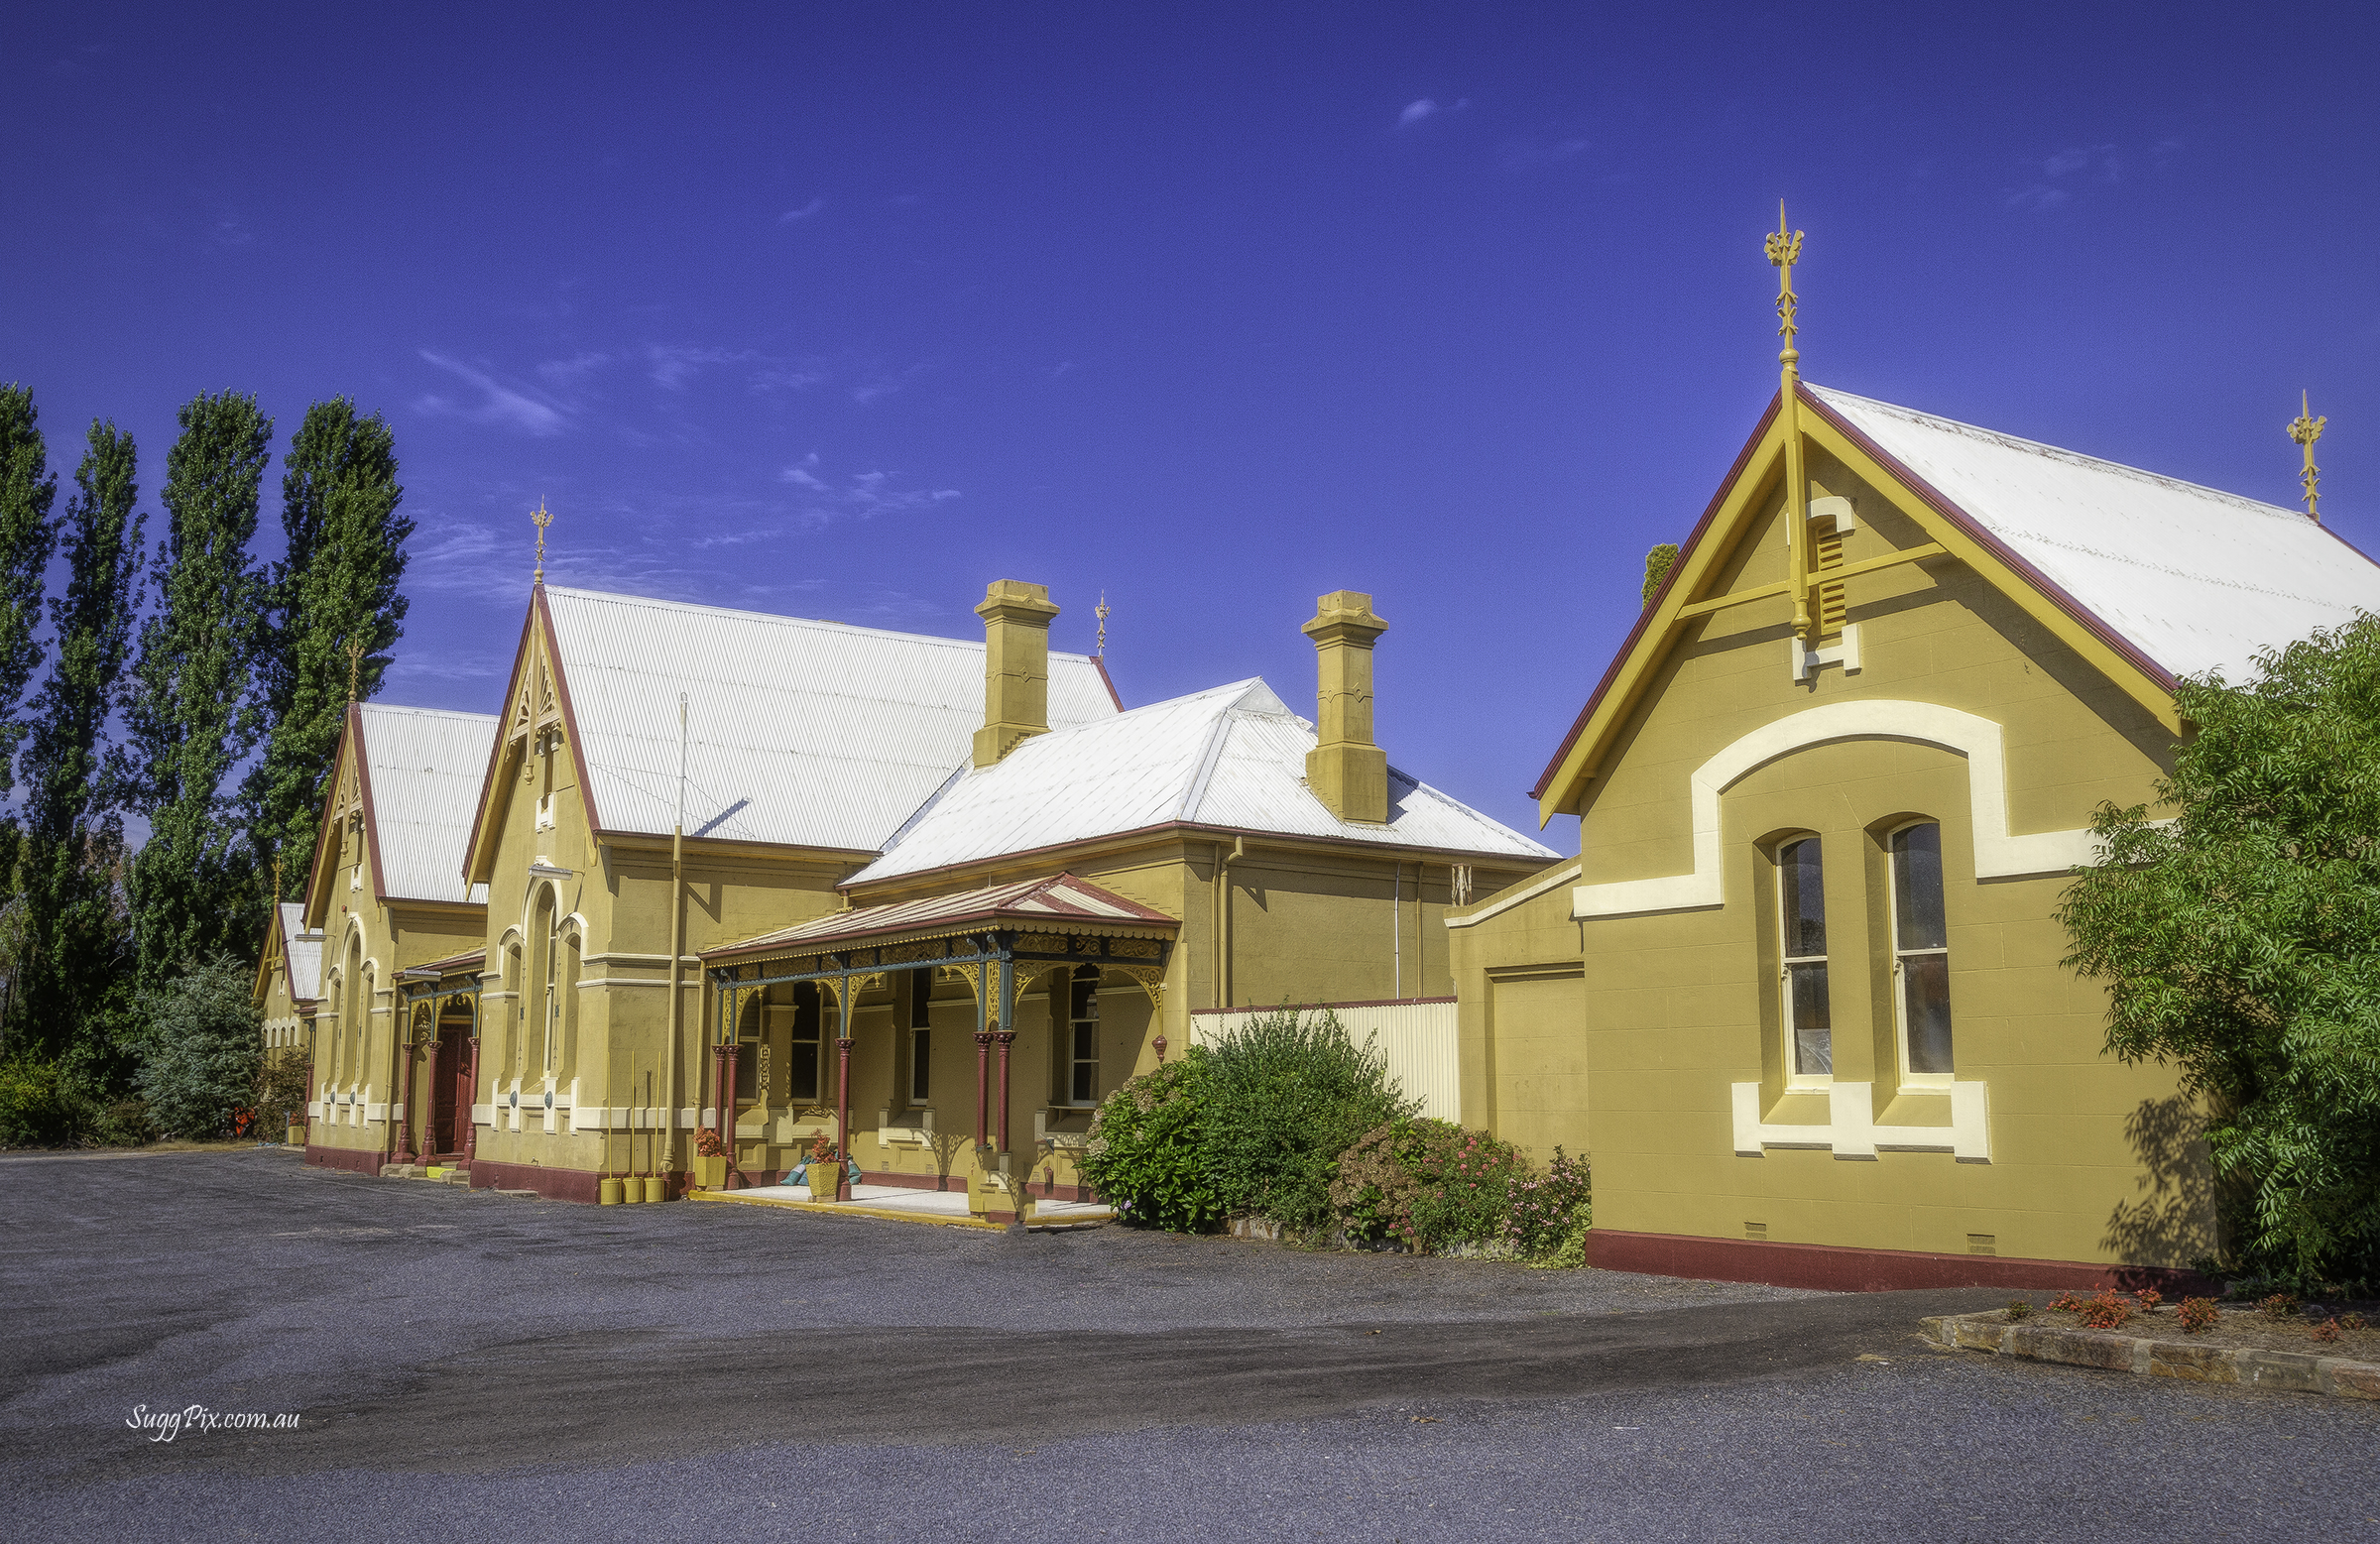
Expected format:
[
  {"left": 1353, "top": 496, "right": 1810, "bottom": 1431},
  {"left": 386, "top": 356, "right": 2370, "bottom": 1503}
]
[
  {"left": 2078, "top": 1290, "right": 2133, "bottom": 1331},
  {"left": 1076, "top": 1053, "right": 1227, "bottom": 1233},
  {"left": 1505, "top": 1147, "right": 1593, "bottom": 1257},
  {"left": 2309, "top": 1317, "right": 2342, "bottom": 1345},
  {"left": 2133, "top": 1287, "right": 2164, "bottom": 1312},
  {"left": 2047, "top": 1291, "right": 2086, "bottom": 1314},
  {"left": 2178, "top": 1296, "right": 2219, "bottom": 1334},
  {"left": 694, "top": 1128, "right": 725, "bottom": 1158},
  {"left": 805, "top": 1131, "right": 841, "bottom": 1164},
  {"left": 2258, "top": 1292, "right": 2302, "bottom": 1320}
]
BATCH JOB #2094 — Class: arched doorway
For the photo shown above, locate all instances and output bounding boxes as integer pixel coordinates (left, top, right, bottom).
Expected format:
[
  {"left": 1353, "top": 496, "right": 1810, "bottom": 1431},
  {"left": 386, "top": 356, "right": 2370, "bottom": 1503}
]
[{"left": 426, "top": 997, "right": 476, "bottom": 1159}]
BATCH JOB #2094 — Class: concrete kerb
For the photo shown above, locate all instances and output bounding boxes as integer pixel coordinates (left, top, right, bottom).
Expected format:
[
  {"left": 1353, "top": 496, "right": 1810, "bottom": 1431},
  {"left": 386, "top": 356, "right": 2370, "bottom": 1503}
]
[
  {"left": 1922, "top": 1310, "right": 2380, "bottom": 1400},
  {"left": 689, "top": 1188, "right": 1008, "bottom": 1232}
]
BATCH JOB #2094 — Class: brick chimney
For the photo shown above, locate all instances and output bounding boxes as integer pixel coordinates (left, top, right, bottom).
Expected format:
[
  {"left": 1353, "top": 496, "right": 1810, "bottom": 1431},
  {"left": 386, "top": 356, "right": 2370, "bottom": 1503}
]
[
  {"left": 973, "top": 579, "right": 1061, "bottom": 768},
  {"left": 1301, "top": 590, "right": 1389, "bottom": 823}
]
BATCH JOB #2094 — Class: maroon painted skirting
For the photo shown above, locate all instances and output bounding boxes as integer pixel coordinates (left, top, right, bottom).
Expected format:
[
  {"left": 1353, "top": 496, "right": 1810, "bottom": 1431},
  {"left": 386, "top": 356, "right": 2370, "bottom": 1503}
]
[
  {"left": 465, "top": 1157, "right": 606, "bottom": 1204},
  {"left": 1587, "top": 1230, "right": 2218, "bottom": 1296},
  {"left": 304, "top": 1143, "right": 384, "bottom": 1177}
]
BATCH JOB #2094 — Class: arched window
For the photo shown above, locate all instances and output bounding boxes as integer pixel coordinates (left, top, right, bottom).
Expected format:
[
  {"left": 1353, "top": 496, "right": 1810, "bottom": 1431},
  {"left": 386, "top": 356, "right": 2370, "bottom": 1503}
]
[
  {"left": 505, "top": 942, "right": 524, "bottom": 1086},
  {"left": 1065, "top": 964, "right": 1101, "bottom": 1105},
  {"left": 343, "top": 936, "right": 365, "bottom": 1087},
  {"left": 1776, "top": 836, "right": 1831, "bottom": 1078},
  {"left": 559, "top": 929, "right": 581, "bottom": 1080},
  {"left": 531, "top": 890, "right": 556, "bottom": 1078},
  {"left": 1889, "top": 821, "right": 1954, "bottom": 1080}
]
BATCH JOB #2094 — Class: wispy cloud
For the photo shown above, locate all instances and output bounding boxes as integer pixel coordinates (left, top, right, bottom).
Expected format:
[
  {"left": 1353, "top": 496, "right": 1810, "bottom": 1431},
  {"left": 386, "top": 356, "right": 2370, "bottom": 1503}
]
[
  {"left": 537, "top": 352, "right": 610, "bottom": 386},
  {"left": 1396, "top": 96, "right": 1470, "bottom": 129},
  {"left": 413, "top": 352, "right": 572, "bottom": 435},
  {"left": 776, "top": 198, "right": 825, "bottom": 225},
  {"left": 1497, "top": 132, "right": 1591, "bottom": 173},
  {"left": 780, "top": 453, "right": 959, "bottom": 523},
  {"left": 646, "top": 344, "right": 756, "bottom": 391},
  {"left": 849, "top": 361, "right": 936, "bottom": 405},
  {"left": 2006, "top": 143, "right": 2125, "bottom": 212}
]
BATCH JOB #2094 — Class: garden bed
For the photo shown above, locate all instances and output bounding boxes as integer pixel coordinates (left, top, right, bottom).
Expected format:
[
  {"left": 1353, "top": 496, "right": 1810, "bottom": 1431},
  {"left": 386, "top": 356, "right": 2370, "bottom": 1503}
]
[{"left": 1924, "top": 1293, "right": 2380, "bottom": 1400}]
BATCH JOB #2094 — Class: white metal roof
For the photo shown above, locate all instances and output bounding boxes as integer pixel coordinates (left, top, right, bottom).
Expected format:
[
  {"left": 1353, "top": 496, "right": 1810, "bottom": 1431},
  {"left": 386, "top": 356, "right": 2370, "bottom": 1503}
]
[
  {"left": 358, "top": 704, "right": 498, "bottom": 904},
  {"left": 540, "top": 587, "right": 1120, "bottom": 853},
  {"left": 278, "top": 902, "right": 322, "bottom": 1003},
  {"left": 851, "top": 677, "right": 1560, "bottom": 886},
  {"left": 1815, "top": 386, "right": 2380, "bottom": 684}
]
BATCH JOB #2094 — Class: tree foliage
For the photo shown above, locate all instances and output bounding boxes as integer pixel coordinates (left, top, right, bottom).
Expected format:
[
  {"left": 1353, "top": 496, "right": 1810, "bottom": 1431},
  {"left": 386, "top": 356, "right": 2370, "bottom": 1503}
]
[
  {"left": 249, "top": 401, "right": 409, "bottom": 894},
  {"left": 131, "top": 956, "right": 262, "bottom": 1139},
  {"left": 123, "top": 392, "right": 272, "bottom": 992},
  {"left": 11, "top": 421, "right": 143, "bottom": 1065},
  {"left": 1640, "top": 542, "right": 1679, "bottom": 609},
  {"left": 2058, "top": 614, "right": 2380, "bottom": 1286},
  {"left": 1199, "top": 1008, "right": 1416, "bottom": 1234},
  {"left": 0, "top": 386, "right": 58, "bottom": 822}
]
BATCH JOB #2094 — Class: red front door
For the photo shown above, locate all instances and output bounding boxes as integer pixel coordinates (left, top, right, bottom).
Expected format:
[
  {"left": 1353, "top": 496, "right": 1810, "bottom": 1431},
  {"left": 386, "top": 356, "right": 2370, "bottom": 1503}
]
[{"left": 429, "top": 1028, "right": 464, "bottom": 1157}]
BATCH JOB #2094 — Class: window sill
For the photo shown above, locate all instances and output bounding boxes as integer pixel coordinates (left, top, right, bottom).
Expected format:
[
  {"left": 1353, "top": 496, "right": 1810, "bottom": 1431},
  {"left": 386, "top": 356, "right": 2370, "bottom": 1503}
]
[{"left": 1732, "top": 1080, "right": 1989, "bottom": 1162}]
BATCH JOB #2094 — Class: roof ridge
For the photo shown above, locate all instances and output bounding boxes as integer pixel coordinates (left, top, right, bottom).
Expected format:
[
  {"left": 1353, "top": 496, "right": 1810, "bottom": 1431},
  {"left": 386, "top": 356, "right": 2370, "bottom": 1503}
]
[
  {"left": 1811, "top": 384, "right": 2310, "bottom": 523},
  {"left": 357, "top": 702, "right": 502, "bottom": 724},
  {"left": 541, "top": 584, "right": 1100, "bottom": 662}
]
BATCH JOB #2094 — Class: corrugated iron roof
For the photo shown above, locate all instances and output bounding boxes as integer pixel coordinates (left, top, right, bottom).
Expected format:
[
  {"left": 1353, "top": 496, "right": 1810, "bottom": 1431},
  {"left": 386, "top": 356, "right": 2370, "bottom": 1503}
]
[
  {"left": 401, "top": 946, "right": 489, "bottom": 980},
  {"left": 359, "top": 704, "right": 499, "bottom": 903},
  {"left": 279, "top": 901, "right": 322, "bottom": 1003},
  {"left": 540, "top": 587, "right": 1119, "bottom": 852},
  {"left": 1814, "top": 386, "right": 2380, "bottom": 684},
  {"left": 707, "top": 872, "right": 1176, "bottom": 960},
  {"left": 849, "top": 678, "right": 1561, "bottom": 887}
]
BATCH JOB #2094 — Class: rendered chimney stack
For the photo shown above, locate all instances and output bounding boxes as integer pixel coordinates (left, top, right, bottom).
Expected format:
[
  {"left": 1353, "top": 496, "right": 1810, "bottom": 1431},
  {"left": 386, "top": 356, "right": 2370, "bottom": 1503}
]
[
  {"left": 973, "top": 579, "right": 1061, "bottom": 768},
  {"left": 1301, "top": 590, "right": 1390, "bottom": 824}
]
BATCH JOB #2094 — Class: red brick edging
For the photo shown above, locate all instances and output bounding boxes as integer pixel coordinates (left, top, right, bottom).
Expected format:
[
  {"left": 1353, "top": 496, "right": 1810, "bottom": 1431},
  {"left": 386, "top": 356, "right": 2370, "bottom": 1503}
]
[{"left": 1587, "top": 1230, "right": 2218, "bottom": 1295}]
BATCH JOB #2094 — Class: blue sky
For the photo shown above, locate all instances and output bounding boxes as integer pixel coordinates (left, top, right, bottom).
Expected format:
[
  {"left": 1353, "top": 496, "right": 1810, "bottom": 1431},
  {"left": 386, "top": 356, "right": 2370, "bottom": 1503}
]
[{"left": 5, "top": 2, "right": 2375, "bottom": 842}]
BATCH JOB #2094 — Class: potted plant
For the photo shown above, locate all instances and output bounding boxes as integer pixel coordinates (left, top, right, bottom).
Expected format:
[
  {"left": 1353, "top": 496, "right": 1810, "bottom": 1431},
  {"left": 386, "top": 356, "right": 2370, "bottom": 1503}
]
[
  {"left": 800, "top": 1133, "right": 845, "bottom": 1201},
  {"left": 690, "top": 1128, "right": 729, "bottom": 1191}
]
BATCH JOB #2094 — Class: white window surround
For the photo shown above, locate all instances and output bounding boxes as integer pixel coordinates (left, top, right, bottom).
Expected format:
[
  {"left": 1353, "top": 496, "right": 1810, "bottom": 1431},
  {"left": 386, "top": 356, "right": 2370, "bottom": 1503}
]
[
  {"left": 1731, "top": 1079, "right": 1989, "bottom": 1161},
  {"left": 1573, "top": 700, "right": 2101, "bottom": 920}
]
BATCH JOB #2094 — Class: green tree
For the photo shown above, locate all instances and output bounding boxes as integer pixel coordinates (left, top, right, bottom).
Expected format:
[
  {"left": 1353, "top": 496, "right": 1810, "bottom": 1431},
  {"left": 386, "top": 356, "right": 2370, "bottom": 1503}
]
[
  {"left": 248, "top": 401, "right": 410, "bottom": 894},
  {"left": 130, "top": 955, "right": 262, "bottom": 1139},
  {"left": 1641, "top": 542, "right": 1679, "bottom": 609},
  {"left": 122, "top": 392, "right": 272, "bottom": 992},
  {"left": 1199, "top": 1008, "right": 1415, "bottom": 1235},
  {"left": 0, "top": 386, "right": 60, "bottom": 888},
  {"left": 11, "top": 421, "right": 143, "bottom": 1067},
  {"left": 2058, "top": 614, "right": 2380, "bottom": 1287}
]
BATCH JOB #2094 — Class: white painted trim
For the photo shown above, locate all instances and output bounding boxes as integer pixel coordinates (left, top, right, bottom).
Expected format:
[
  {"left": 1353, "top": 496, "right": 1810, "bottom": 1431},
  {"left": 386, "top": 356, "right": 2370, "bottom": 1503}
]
[
  {"left": 1573, "top": 700, "right": 2099, "bottom": 920},
  {"left": 1790, "top": 623, "right": 1862, "bottom": 682},
  {"left": 1445, "top": 862, "right": 1583, "bottom": 930},
  {"left": 1730, "top": 1079, "right": 1989, "bottom": 1161},
  {"left": 575, "top": 976, "right": 693, "bottom": 990}
]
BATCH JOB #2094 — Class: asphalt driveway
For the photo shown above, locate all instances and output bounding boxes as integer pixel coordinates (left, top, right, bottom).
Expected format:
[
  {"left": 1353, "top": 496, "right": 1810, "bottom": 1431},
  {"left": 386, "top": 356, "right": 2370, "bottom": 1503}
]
[{"left": 2, "top": 1148, "right": 2369, "bottom": 1541}]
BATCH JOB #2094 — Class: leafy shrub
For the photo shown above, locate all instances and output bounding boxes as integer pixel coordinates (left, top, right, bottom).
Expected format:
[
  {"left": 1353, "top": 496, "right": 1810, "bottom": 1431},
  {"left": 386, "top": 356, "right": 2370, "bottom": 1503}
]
[
  {"left": 2341, "top": 1311, "right": 2369, "bottom": 1332},
  {"left": 695, "top": 1128, "right": 725, "bottom": 1157},
  {"left": 2178, "top": 1296, "right": 2219, "bottom": 1335},
  {"left": 2078, "top": 1290, "right": 2133, "bottom": 1331},
  {"left": 1529, "top": 1203, "right": 1595, "bottom": 1270},
  {"left": 0, "top": 1054, "right": 87, "bottom": 1147},
  {"left": 1079, "top": 1052, "right": 1226, "bottom": 1233},
  {"left": 131, "top": 958, "right": 264, "bottom": 1140},
  {"left": 255, "top": 1052, "right": 311, "bottom": 1138},
  {"left": 2133, "top": 1287, "right": 2164, "bottom": 1312},
  {"left": 2047, "top": 1291, "right": 2086, "bottom": 1314},
  {"left": 2003, "top": 1299, "right": 2034, "bottom": 1322},
  {"left": 92, "top": 1097, "right": 157, "bottom": 1146},
  {"left": 2258, "top": 1292, "right": 2302, "bottom": 1321},
  {"left": 1505, "top": 1147, "right": 1592, "bottom": 1256},
  {"left": 2309, "top": 1317, "right": 2342, "bottom": 1345},
  {"left": 1199, "top": 1010, "right": 1414, "bottom": 1236}
]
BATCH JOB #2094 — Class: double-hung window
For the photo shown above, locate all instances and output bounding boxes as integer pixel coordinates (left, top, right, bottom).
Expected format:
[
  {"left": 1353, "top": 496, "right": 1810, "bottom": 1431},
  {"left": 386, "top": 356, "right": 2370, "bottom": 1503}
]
[
  {"left": 1890, "top": 822, "right": 1954, "bottom": 1081},
  {"left": 908, "top": 970, "right": 932, "bottom": 1103},
  {"left": 1066, "top": 965, "right": 1100, "bottom": 1105},
  {"left": 1777, "top": 836, "right": 1832, "bottom": 1078}
]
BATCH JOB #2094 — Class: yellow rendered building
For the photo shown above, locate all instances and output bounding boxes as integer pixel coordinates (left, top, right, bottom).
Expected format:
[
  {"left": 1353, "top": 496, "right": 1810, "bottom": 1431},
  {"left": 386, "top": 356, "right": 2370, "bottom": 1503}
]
[
  {"left": 448, "top": 578, "right": 1551, "bottom": 1209},
  {"left": 298, "top": 702, "right": 496, "bottom": 1174},
  {"left": 1451, "top": 362, "right": 2380, "bottom": 1289}
]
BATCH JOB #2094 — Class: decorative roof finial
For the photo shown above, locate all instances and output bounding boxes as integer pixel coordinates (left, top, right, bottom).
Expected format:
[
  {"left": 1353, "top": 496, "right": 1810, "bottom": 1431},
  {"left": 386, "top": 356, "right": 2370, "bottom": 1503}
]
[
  {"left": 1765, "top": 199, "right": 1805, "bottom": 377},
  {"left": 1095, "top": 590, "right": 1110, "bottom": 657},
  {"left": 2288, "top": 390, "right": 2326, "bottom": 524},
  {"left": 532, "top": 499, "right": 553, "bottom": 582},
  {"left": 344, "top": 637, "right": 364, "bottom": 705},
  {"left": 271, "top": 853, "right": 283, "bottom": 904}
]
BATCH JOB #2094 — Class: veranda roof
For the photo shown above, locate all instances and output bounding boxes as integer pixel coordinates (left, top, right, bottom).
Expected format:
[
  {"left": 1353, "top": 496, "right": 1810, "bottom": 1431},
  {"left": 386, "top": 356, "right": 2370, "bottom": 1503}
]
[{"left": 705, "top": 873, "right": 1176, "bottom": 964}]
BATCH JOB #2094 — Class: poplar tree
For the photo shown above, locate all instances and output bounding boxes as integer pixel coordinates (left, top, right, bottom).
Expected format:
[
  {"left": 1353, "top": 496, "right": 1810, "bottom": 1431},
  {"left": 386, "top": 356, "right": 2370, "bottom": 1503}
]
[
  {"left": 13, "top": 421, "right": 143, "bottom": 1062},
  {"left": 0, "top": 386, "right": 60, "bottom": 886},
  {"left": 248, "top": 400, "right": 410, "bottom": 894},
  {"left": 123, "top": 392, "right": 272, "bottom": 991}
]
